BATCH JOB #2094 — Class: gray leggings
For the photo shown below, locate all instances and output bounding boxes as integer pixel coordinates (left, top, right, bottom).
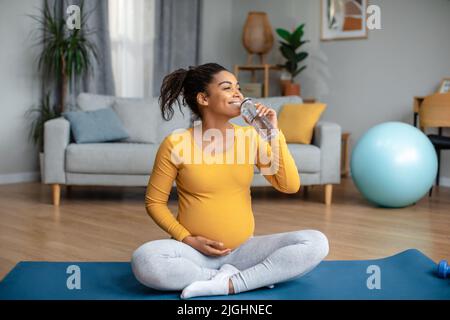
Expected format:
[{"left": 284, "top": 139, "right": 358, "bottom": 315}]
[{"left": 131, "top": 229, "right": 329, "bottom": 294}]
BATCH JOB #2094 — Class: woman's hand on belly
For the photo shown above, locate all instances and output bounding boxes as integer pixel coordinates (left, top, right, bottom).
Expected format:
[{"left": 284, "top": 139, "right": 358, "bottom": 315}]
[{"left": 182, "top": 235, "right": 231, "bottom": 257}]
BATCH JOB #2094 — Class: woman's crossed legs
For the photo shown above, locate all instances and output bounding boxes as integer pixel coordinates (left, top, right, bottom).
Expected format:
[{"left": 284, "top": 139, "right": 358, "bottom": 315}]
[{"left": 131, "top": 229, "right": 329, "bottom": 298}]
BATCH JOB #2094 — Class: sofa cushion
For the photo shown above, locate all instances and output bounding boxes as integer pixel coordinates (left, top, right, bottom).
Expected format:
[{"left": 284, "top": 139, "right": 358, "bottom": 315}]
[
  {"left": 62, "top": 108, "right": 129, "bottom": 143},
  {"left": 286, "top": 143, "right": 321, "bottom": 173},
  {"left": 278, "top": 103, "right": 327, "bottom": 144},
  {"left": 112, "top": 99, "right": 159, "bottom": 143},
  {"left": 230, "top": 95, "right": 303, "bottom": 126},
  {"left": 66, "top": 142, "right": 158, "bottom": 175}
]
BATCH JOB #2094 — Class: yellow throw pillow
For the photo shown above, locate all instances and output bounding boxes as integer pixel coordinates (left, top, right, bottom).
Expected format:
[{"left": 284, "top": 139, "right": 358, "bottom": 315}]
[{"left": 278, "top": 103, "right": 327, "bottom": 144}]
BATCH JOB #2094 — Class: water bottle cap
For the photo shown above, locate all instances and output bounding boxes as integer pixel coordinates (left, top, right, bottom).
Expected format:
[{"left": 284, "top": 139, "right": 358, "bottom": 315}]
[{"left": 240, "top": 97, "right": 252, "bottom": 107}]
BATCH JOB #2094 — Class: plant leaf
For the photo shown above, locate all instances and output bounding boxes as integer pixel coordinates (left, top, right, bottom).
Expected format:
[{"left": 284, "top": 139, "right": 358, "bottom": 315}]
[
  {"left": 276, "top": 28, "right": 291, "bottom": 42},
  {"left": 286, "top": 61, "right": 297, "bottom": 74},
  {"left": 280, "top": 45, "right": 297, "bottom": 62},
  {"left": 293, "top": 65, "right": 307, "bottom": 79},
  {"left": 293, "top": 24, "right": 305, "bottom": 37},
  {"left": 291, "top": 24, "right": 305, "bottom": 48},
  {"left": 278, "top": 40, "right": 291, "bottom": 47},
  {"left": 296, "top": 52, "right": 308, "bottom": 62}
]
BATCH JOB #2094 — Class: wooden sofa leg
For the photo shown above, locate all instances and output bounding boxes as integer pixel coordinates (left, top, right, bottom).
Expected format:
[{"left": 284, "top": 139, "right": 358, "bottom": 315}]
[
  {"left": 324, "top": 184, "right": 333, "bottom": 205},
  {"left": 52, "top": 184, "right": 60, "bottom": 206},
  {"left": 303, "top": 186, "right": 309, "bottom": 196}
]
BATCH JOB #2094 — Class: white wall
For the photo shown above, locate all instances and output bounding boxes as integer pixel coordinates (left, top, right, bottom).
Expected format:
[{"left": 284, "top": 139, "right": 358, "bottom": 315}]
[
  {"left": 319, "top": 0, "right": 450, "bottom": 186},
  {"left": 199, "top": 0, "right": 234, "bottom": 66},
  {"left": 200, "top": 0, "right": 450, "bottom": 186},
  {"left": 0, "top": 0, "right": 43, "bottom": 184}
]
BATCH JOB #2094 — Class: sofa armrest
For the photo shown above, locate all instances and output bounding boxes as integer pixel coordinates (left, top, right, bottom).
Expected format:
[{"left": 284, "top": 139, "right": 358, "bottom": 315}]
[
  {"left": 44, "top": 117, "right": 70, "bottom": 184},
  {"left": 312, "top": 121, "right": 341, "bottom": 184}
]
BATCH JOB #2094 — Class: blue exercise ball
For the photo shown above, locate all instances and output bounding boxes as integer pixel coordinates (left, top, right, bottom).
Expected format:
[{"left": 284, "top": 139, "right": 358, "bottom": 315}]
[{"left": 350, "top": 122, "right": 438, "bottom": 208}]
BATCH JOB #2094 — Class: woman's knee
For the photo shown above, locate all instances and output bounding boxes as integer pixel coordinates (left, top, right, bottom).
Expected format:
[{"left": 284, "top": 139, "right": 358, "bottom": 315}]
[
  {"left": 131, "top": 240, "right": 175, "bottom": 290},
  {"left": 291, "top": 230, "right": 329, "bottom": 260}
]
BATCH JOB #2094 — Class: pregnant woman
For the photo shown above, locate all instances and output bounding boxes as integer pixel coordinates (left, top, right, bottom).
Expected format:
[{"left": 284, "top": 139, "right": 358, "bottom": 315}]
[{"left": 131, "top": 63, "right": 329, "bottom": 299}]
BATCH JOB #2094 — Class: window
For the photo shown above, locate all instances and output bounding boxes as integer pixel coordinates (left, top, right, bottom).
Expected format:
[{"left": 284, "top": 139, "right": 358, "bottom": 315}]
[{"left": 108, "top": 0, "right": 155, "bottom": 97}]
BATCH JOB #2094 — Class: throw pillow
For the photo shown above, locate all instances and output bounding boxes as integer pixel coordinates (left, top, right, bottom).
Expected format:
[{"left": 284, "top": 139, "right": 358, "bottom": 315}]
[
  {"left": 62, "top": 108, "right": 129, "bottom": 143},
  {"left": 278, "top": 103, "right": 327, "bottom": 144},
  {"left": 112, "top": 99, "right": 159, "bottom": 143}
]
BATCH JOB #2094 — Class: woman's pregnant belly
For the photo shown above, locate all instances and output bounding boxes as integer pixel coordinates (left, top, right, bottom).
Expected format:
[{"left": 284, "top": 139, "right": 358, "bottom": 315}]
[{"left": 178, "top": 193, "right": 255, "bottom": 250}]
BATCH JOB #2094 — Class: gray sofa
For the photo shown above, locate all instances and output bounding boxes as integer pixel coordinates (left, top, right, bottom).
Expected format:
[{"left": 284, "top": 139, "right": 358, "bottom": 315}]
[{"left": 44, "top": 93, "right": 341, "bottom": 206}]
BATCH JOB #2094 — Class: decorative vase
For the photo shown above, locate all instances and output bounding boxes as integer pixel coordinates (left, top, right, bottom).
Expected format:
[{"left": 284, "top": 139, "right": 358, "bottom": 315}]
[
  {"left": 242, "top": 12, "right": 274, "bottom": 64},
  {"left": 282, "top": 82, "right": 301, "bottom": 96}
]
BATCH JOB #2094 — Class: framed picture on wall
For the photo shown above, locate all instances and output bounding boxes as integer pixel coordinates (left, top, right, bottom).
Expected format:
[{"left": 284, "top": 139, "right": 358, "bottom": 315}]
[
  {"left": 321, "top": 0, "right": 368, "bottom": 41},
  {"left": 438, "top": 78, "right": 450, "bottom": 93}
]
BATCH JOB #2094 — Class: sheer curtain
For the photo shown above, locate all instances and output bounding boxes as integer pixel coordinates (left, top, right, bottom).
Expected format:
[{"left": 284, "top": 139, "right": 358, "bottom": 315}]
[{"left": 108, "top": 0, "right": 155, "bottom": 98}]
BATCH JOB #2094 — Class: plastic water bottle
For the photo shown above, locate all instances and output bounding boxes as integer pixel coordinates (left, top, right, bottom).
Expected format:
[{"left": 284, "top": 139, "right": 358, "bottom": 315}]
[{"left": 239, "top": 98, "right": 277, "bottom": 141}]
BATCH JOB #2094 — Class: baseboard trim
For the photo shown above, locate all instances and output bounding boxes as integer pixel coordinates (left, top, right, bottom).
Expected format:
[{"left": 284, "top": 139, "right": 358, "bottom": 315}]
[
  {"left": 0, "top": 171, "right": 448, "bottom": 188},
  {"left": 0, "top": 171, "right": 40, "bottom": 184},
  {"left": 439, "top": 176, "right": 450, "bottom": 188}
]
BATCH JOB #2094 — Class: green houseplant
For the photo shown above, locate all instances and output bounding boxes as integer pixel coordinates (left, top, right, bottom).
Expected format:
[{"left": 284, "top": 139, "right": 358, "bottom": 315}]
[
  {"left": 276, "top": 24, "right": 309, "bottom": 96},
  {"left": 30, "top": 0, "right": 99, "bottom": 114},
  {"left": 26, "top": 0, "right": 99, "bottom": 180},
  {"left": 26, "top": 93, "right": 58, "bottom": 153},
  {"left": 25, "top": 93, "right": 58, "bottom": 180}
]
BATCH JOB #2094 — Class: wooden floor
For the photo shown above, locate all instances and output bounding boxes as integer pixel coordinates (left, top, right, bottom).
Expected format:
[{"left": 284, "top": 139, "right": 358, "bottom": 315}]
[{"left": 0, "top": 177, "right": 449, "bottom": 280}]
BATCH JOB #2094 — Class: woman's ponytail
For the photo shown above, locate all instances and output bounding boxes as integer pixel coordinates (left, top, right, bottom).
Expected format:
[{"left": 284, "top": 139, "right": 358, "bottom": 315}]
[
  {"left": 158, "top": 63, "right": 228, "bottom": 121},
  {"left": 159, "top": 68, "right": 188, "bottom": 121}
]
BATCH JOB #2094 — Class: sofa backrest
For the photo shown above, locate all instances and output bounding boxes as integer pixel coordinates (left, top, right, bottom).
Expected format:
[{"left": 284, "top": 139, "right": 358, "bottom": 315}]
[
  {"left": 76, "top": 93, "right": 191, "bottom": 143},
  {"left": 76, "top": 93, "right": 303, "bottom": 143}
]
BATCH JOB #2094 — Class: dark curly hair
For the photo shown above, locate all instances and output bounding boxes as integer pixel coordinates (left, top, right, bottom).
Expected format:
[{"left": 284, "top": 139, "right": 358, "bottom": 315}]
[{"left": 159, "top": 63, "right": 228, "bottom": 121}]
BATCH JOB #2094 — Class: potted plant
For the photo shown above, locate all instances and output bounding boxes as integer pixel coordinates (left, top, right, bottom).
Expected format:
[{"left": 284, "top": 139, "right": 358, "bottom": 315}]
[
  {"left": 276, "top": 24, "right": 309, "bottom": 96},
  {"left": 26, "top": 93, "right": 59, "bottom": 180},
  {"left": 26, "top": 0, "right": 98, "bottom": 182}
]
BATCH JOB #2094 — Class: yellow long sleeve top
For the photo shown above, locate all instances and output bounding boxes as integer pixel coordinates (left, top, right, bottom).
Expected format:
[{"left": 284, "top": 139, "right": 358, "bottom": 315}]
[{"left": 144, "top": 123, "right": 300, "bottom": 250}]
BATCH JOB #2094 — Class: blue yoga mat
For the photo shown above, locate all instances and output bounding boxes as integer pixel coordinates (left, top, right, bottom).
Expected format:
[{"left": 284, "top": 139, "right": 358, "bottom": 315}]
[{"left": 0, "top": 249, "right": 448, "bottom": 300}]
